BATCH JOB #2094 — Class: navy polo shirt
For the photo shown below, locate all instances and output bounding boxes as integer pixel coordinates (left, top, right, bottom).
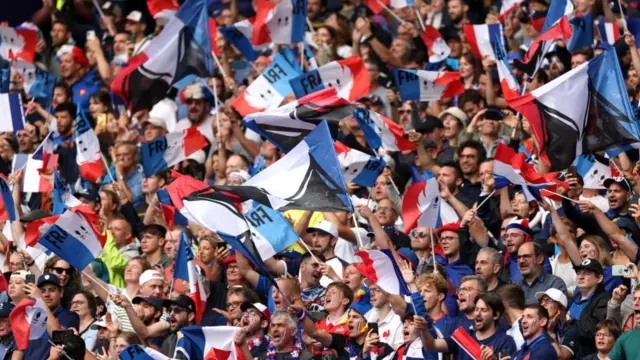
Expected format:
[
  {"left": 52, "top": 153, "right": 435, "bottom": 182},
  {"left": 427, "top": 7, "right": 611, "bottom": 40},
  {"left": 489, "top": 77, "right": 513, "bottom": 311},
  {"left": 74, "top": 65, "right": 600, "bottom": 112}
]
[
  {"left": 513, "top": 335, "right": 558, "bottom": 360},
  {"left": 568, "top": 291, "right": 594, "bottom": 321}
]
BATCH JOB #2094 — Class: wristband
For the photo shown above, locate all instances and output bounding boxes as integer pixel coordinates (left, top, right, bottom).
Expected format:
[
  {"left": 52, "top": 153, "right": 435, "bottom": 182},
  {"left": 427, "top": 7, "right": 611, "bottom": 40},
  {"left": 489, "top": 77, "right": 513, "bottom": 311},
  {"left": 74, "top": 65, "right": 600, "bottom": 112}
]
[
  {"left": 26, "top": 261, "right": 35, "bottom": 267},
  {"left": 297, "top": 309, "right": 306, "bottom": 321}
]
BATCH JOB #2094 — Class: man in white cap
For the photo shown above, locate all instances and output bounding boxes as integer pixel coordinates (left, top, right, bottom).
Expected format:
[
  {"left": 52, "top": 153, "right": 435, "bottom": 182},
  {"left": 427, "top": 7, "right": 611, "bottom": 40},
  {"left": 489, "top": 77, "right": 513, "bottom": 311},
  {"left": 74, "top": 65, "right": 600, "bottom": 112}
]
[
  {"left": 126, "top": 10, "right": 149, "bottom": 56},
  {"left": 140, "top": 116, "right": 167, "bottom": 142},
  {"left": 175, "top": 84, "right": 215, "bottom": 151},
  {"left": 306, "top": 220, "right": 348, "bottom": 287}
]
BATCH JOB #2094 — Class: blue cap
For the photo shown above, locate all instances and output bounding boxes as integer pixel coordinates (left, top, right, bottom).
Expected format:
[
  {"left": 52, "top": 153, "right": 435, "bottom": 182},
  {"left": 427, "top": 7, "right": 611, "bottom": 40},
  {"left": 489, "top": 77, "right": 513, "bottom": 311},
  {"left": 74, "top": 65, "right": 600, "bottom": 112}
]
[
  {"left": 0, "top": 302, "right": 14, "bottom": 317},
  {"left": 350, "top": 287, "right": 373, "bottom": 316},
  {"left": 397, "top": 248, "right": 418, "bottom": 269},
  {"left": 37, "top": 273, "right": 61, "bottom": 288}
]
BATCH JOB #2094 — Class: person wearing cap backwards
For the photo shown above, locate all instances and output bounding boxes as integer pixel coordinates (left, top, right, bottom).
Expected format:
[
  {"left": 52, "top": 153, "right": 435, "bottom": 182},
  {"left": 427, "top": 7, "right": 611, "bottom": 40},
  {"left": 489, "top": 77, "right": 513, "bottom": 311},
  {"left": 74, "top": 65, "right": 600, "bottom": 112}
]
[
  {"left": 293, "top": 299, "right": 394, "bottom": 360},
  {"left": 0, "top": 301, "right": 18, "bottom": 359},
  {"left": 239, "top": 302, "right": 272, "bottom": 358},
  {"left": 57, "top": 44, "right": 104, "bottom": 113},
  {"left": 125, "top": 11, "right": 150, "bottom": 57},
  {"left": 557, "top": 259, "right": 610, "bottom": 359}
]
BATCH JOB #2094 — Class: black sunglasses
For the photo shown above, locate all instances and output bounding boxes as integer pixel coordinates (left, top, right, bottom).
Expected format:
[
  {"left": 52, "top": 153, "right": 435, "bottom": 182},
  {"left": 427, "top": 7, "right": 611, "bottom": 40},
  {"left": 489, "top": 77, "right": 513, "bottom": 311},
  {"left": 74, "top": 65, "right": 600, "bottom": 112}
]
[{"left": 53, "top": 267, "right": 72, "bottom": 275}]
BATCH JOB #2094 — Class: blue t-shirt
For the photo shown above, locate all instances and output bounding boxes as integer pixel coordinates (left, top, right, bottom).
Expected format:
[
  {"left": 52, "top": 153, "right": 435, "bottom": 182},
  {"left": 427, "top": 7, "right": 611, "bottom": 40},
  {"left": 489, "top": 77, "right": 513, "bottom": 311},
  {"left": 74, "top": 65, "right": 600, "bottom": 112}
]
[
  {"left": 54, "top": 306, "right": 80, "bottom": 330},
  {"left": 445, "top": 330, "right": 517, "bottom": 360},
  {"left": 71, "top": 69, "right": 104, "bottom": 113},
  {"left": 568, "top": 291, "right": 594, "bottom": 321},
  {"left": 444, "top": 314, "right": 475, "bottom": 338},
  {"left": 445, "top": 259, "right": 474, "bottom": 289},
  {"left": 505, "top": 254, "right": 552, "bottom": 282},
  {"left": 513, "top": 335, "right": 559, "bottom": 360}
]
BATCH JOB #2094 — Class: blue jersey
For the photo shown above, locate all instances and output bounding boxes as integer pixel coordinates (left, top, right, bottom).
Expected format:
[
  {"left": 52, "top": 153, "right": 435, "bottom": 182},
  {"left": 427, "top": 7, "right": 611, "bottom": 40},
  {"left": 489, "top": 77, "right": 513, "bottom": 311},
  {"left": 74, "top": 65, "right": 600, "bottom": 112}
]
[
  {"left": 513, "top": 335, "right": 558, "bottom": 360},
  {"left": 71, "top": 69, "right": 104, "bottom": 113},
  {"left": 445, "top": 330, "right": 517, "bottom": 360}
]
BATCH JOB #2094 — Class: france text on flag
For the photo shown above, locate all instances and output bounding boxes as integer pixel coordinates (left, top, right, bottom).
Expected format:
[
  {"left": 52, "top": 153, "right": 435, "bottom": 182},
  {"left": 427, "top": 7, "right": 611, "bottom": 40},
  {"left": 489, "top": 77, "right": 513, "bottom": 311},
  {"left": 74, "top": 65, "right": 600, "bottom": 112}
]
[
  {"left": 174, "top": 232, "right": 207, "bottom": 322},
  {"left": 394, "top": 68, "right": 464, "bottom": 102},
  {"left": 353, "top": 107, "right": 416, "bottom": 152},
  {"left": 335, "top": 141, "right": 386, "bottom": 187},
  {"left": 289, "top": 56, "right": 370, "bottom": 101},
  {"left": 244, "top": 202, "right": 300, "bottom": 260},
  {"left": 141, "top": 126, "right": 208, "bottom": 177},
  {"left": 0, "top": 93, "right": 25, "bottom": 132}
]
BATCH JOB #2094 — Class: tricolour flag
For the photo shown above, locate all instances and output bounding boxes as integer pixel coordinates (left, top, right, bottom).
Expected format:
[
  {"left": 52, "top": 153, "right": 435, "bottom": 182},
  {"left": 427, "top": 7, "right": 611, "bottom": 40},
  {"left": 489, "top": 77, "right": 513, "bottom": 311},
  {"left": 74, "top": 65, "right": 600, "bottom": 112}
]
[
  {"left": 9, "top": 297, "right": 48, "bottom": 350},
  {"left": 493, "top": 35, "right": 520, "bottom": 100},
  {"left": 463, "top": 24, "right": 504, "bottom": 60},
  {"left": 76, "top": 110, "right": 104, "bottom": 183},
  {"left": 252, "top": 0, "right": 306, "bottom": 45},
  {"left": 233, "top": 47, "right": 302, "bottom": 117},
  {"left": 0, "top": 25, "right": 37, "bottom": 63},
  {"left": 402, "top": 170, "right": 458, "bottom": 232},
  {"left": 13, "top": 60, "right": 56, "bottom": 107},
  {"left": 493, "top": 143, "right": 552, "bottom": 201},
  {"left": 394, "top": 68, "right": 463, "bottom": 101},
  {"left": 353, "top": 107, "right": 416, "bottom": 152},
  {"left": 52, "top": 170, "right": 81, "bottom": 215},
  {"left": 176, "top": 326, "right": 238, "bottom": 360},
  {"left": 289, "top": 56, "right": 370, "bottom": 101},
  {"left": 574, "top": 154, "right": 610, "bottom": 190},
  {"left": 597, "top": 16, "right": 620, "bottom": 48},
  {"left": 508, "top": 47, "right": 640, "bottom": 171},
  {"left": 335, "top": 141, "right": 385, "bottom": 187},
  {"left": 32, "top": 131, "right": 56, "bottom": 173},
  {"left": 243, "top": 87, "right": 355, "bottom": 152},
  {"left": 147, "top": 0, "right": 179, "bottom": 25},
  {"left": 157, "top": 189, "right": 189, "bottom": 230},
  {"left": 220, "top": 18, "right": 259, "bottom": 61},
  {"left": 0, "top": 93, "right": 25, "bottom": 132},
  {"left": 354, "top": 249, "right": 410, "bottom": 296},
  {"left": 568, "top": 14, "right": 594, "bottom": 53},
  {"left": 13, "top": 153, "right": 58, "bottom": 193},
  {"left": 0, "top": 175, "right": 16, "bottom": 222},
  {"left": 141, "top": 126, "right": 208, "bottom": 177},
  {"left": 174, "top": 232, "right": 207, "bottom": 322},
  {"left": 421, "top": 25, "right": 450, "bottom": 64},
  {"left": 451, "top": 327, "right": 481, "bottom": 360},
  {"left": 513, "top": 16, "right": 572, "bottom": 77},
  {"left": 541, "top": 0, "right": 573, "bottom": 33},
  {"left": 244, "top": 202, "right": 300, "bottom": 260},
  {"left": 120, "top": 344, "right": 171, "bottom": 360},
  {"left": 38, "top": 207, "right": 106, "bottom": 270},
  {"left": 111, "top": 0, "right": 214, "bottom": 112}
]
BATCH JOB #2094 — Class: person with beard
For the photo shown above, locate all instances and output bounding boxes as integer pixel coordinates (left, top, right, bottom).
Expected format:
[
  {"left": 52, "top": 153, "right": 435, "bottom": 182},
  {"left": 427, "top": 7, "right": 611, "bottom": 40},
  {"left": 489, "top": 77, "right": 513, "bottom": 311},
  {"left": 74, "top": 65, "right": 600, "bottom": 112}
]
[
  {"left": 260, "top": 311, "right": 311, "bottom": 360},
  {"left": 475, "top": 247, "right": 504, "bottom": 293},
  {"left": 437, "top": 162, "right": 476, "bottom": 209},
  {"left": 501, "top": 218, "right": 552, "bottom": 283},
  {"left": 455, "top": 140, "right": 484, "bottom": 199},
  {"left": 514, "top": 242, "right": 567, "bottom": 305},
  {"left": 419, "top": 293, "right": 516, "bottom": 359},
  {"left": 513, "top": 305, "right": 558, "bottom": 359},
  {"left": 306, "top": 221, "right": 348, "bottom": 287},
  {"left": 299, "top": 253, "right": 327, "bottom": 313},
  {"left": 131, "top": 296, "right": 164, "bottom": 349},
  {"left": 293, "top": 301, "right": 394, "bottom": 360},
  {"left": 175, "top": 84, "right": 214, "bottom": 150},
  {"left": 160, "top": 296, "right": 197, "bottom": 357},
  {"left": 53, "top": 102, "right": 80, "bottom": 184},
  {"left": 238, "top": 303, "right": 271, "bottom": 358},
  {"left": 444, "top": 275, "right": 486, "bottom": 337}
]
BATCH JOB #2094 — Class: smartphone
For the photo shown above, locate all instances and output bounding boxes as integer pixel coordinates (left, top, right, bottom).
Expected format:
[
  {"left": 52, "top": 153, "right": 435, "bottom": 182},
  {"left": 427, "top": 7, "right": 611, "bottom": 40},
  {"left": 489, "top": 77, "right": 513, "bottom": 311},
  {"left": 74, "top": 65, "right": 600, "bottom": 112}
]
[
  {"left": 97, "top": 113, "right": 107, "bottom": 130},
  {"left": 367, "top": 322, "right": 379, "bottom": 335},
  {"left": 25, "top": 274, "right": 35, "bottom": 284},
  {"left": 612, "top": 265, "right": 631, "bottom": 276},
  {"left": 52, "top": 330, "right": 74, "bottom": 345},
  {"left": 216, "top": 242, "right": 227, "bottom": 249},
  {"left": 498, "top": 349, "right": 510, "bottom": 359},
  {"left": 93, "top": 338, "right": 110, "bottom": 353},
  {"left": 87, "top": 30, "right": 96, "bottom": 40}
]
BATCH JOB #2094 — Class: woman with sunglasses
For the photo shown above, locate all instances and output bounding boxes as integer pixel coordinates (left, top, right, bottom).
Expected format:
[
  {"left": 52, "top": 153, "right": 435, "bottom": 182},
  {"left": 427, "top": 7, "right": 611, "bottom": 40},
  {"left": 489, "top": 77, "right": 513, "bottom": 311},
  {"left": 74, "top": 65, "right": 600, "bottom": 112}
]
[
  {"left": 45, "top": 256, "right": 82, "bottom": 309},
  {"left": 71, "top": 290, "right": 99, "bottom": 351},
  {"left": 535, "top": 288, "right": 568, "bottom": 344}
]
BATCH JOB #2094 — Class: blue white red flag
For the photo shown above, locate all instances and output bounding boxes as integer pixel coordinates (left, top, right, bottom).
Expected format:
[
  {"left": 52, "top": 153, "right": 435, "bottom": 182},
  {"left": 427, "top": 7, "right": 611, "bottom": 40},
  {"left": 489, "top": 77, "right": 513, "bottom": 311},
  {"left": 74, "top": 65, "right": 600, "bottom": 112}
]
[
  {"left": 493, "top": 143, "right": 552, "bottom": 201},
  {"left": 220, "top": 18, "right": 259, "bottom": 61},
  {"left": 32, "top": 131, "right": 56, "bottom": 173},
  {"left": 76, "top": 110, "right": 104, "bottom": 183},
  {"left": 0, "top": 93, "right": 25, "bottom": 132},
  {"left": 463, "top": 24, "right": 504, "bottom": 60},
  {"left": 52, "top": 170, "right": 81, "bottom": 215},
  {"left": 0, "top": 175, "right": 16, "bottom": 222},
  {"left": 174, "top": 232, "right": 207, "bottom": 322},
  {"left": 9, "top": 297, "right": 48, "bottom": 350},
  {"left": 141, "top": 126, "right": 208, "bottom": 177},
  {"left": 493, "top": 35, "right": 520, "bottom": 100},
  {"left": 13, "top": 60, "right": 56, "bottom": 107},
  {"left": 574, "top": 154, "right": 610, "bottom": 190},
  {"left": 176, "top": 326, "right": 238, "bottom": 360},
  {"left": 353, "top": 107, "right": 416, "bottom": 152},
  {"left": 252, "top": 0, "right": 306, "bottom": 45},
  {"left": 0, "top": 25, "right": 37, "bottom": 63},
  {"left": 597, "top": 16, "right": 621, "bottom": 48},
  {"left": 244, "top": 202, "right": 300, "bottom": 260},
  {"left": 354, "top": 249, "right": 410, "bottom": 296},
  {"left": 335, "top": 141, "right": 385, "bottom": 187},
  {"left": 568, "top": 14, "right": 594, "bottom": 53},
  {"left": 541, "top": 0, "right": 573, "bottom": 33},
  {"left": 421, "top": 25, "right": 450, "bottom": 65},
  {"left": 12, "top": 153, "right": 57, "bottom": 193},
  {"left": 394, "top": 69, "right": 463, "bottom": 101},
  {"left": 157, "top": 189, "right": 189, "bottom": 230},
  {"left": 119, "top": 344, "right": 171, "bottom": 360},
  {"left": 289, "top": 56, "right": 370, "bottom": 101},
  {"left": 513, "top": 16, "right": 572, "bottom": 77},
  {"left": 402, "top": 171, "right": 458, "bottom": 232}
]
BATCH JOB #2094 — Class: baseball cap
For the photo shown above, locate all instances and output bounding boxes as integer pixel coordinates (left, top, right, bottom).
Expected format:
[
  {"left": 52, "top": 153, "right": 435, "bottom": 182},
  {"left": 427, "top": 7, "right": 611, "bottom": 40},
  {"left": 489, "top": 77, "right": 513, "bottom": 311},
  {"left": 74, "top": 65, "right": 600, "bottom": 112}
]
[
  {"left": 414, "top": 115, "right": 444, "bottom": 134},
  {"left": 603, "top": 177, "right": 632, "bottom": 192},
  {"left": 484, "top": 106, "right": 504, "bottom": 121},
  {"left": 438, "top": 107, "right": 468, "bottom": 126},
  {"left": 140, "top": 117, "right": 167, "bottom": 130},
  {"left": 10, "top": 270, "right": 30, "bottom": 282},
  {"left": 573, "top": 258, "right": 604, "bottom": 275},
  {"left": 126, "top": 10, "right": 143, "bottom": 23},
  {"left": 535, "top": 288, "right": 568, "bottom": 308},
  {"left": 306, "top": 220, "right": 338, "bottom": 238},
  {"left": 163, "top": 295, "right": 196, "bottom": 313},
  {"left": 132, "top": 296, "right": 163, "bottom": 312},
  {"left": 37, "top": 273, "right": 61, "bottom": 288},
  {"left": 139, "top": 270, "right": 164, "bottom": 286},
  {"left": 0, "top": 302, "right": 14, "bottom": 317},
  {"left": 240, "top": 302, "right": 271, "bottom": 321},
  {"left": 20, "top": 209, "right": 52, "bottom": 223},
  {"left": 181, "top": 84, "right": 215, "bottom": 103}
]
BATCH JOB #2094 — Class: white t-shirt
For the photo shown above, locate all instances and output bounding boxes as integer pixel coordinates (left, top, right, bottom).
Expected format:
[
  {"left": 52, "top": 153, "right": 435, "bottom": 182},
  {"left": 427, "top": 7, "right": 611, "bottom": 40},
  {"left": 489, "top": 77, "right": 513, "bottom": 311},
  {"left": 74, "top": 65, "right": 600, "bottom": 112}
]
[{"left": 367, "top": 307, "right": 404, "bottom": 350}]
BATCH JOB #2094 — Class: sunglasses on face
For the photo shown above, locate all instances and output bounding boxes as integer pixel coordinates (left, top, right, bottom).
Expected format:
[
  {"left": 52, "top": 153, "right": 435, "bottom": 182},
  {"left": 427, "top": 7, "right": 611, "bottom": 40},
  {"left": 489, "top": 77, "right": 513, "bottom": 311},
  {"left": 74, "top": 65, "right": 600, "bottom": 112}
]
[
  {"left": 53, "top": 267, "right": 72, "bottom": 275},
  {"left": 410, "top": 230, "right": 428, "bottom": 238}
]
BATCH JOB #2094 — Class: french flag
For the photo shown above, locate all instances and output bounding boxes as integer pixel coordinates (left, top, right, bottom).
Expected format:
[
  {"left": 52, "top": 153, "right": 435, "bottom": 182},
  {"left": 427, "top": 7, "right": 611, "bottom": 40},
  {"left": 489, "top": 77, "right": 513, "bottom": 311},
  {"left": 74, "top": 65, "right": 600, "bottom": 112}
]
[
  {"left": 541, "top": 0, "right": 573, "bottom": 33},
  {"left": 352, "top": 107, "right": 416, "bottom": 152},
  {"left": 499, "top": 0, "right": 523, "bottom": 21},
  {"left": 75, "top": 110, "right": 104, "bottom": 183},
  {"left": 141, "top": 126, "right": 208, "bottom": 177},
  {"left": 402, "top": 171, "right": 458, "bottom": 232},
  {"left": 220, "top": 18, "right": 259, "bottom": 61},
  {"left": 157, "top": 189, "right": 189, "bottom": 230},
  {"left": 335, "top": 141, "right": 386, "bottom": 187},
  {"left": 174, "top": 232, "right": 207, "bottom": 322},
  {"left": 120, "top": 344, "right": 171, "bottom": 360},
  {"left": 513, "top": 16, "right": 572, "bottom": 77},
  {"left": 493, "top": 143, "right": 552, "bottom": 201},
  {"left": 0, "top": 175, "right": 16, "bottom": 222},
  {"left": 0, "top": 25, "right": 37, "bottom": 63},
  {"left": 52, "top": 170, "right": 81, "bottom": 215},
  {"left": 232, "top": 47, "right": 302, "bottom": 116},
  {"left": 494, "top": 38, "right": 520, "bottom": 100},
  {"left": 147, "top": 0, "right": 179, "bottom": 25},
  {"left": 9, "top": 297, "right": 48, "bottom": 350},
  {"left": 289, "top": 56, "right": 370, "bottom": 101},
  {"left": 32, "top": 131, "right": 56, "bottom": 173},
  {"left": 463, "top": 24, "right": 504, "bottom": 60},
  {"left": 37, "top": 206, "right": 107, "bottom": 271},
  {"left": 25, "top": 215, "right": 60, "bottom": 248},
  {"left": 176, "top": 326, "right": 239, "bottom": 360},
  {"left": 252, "top": 0, "right": 306, "bottom": 45},
  {"left": 597, "top": 16, "right": 620, "bottom": 48},
  {"left": 0, "top": 93, "right": 25, "bottom": 132},
  {"left": 13, "top": 153, "right": 58, "bottom": 193},
  {"left": 421, "top": 25, "right": 450, "bottom": 64},
  {"left": 13, "top": 60, "right": 56, "bottom": 106},
  {"left": 394, "top": 69, "right": 464, "bottom": 101},
  {"left": 451, "top": 328, "right": 481, "bottom": 360},
  {"left": 354, "top": 249, "right": 411, "bottom": 296},
  {"left": 574, "top": 154, "right": 610, "bottom": 190}
]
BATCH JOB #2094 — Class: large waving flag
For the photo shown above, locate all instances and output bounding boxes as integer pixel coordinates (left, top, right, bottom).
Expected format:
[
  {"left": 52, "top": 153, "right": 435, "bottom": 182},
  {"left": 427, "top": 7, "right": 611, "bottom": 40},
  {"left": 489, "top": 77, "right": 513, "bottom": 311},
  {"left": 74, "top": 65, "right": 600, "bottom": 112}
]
[
  {"left": 52, "top": 170, "right": 81, "bottom": 215},
  {"left": 76, "top": 110, "right": 104, "bottom": 183},
  {"left": 394, "top": 69, "right": 463, "bottom": 101},
  {"left": 568, "top": 14, "right": 594, "bottom": 53},
  {"left": 0, "top": 93, "right": 25, "bottom": 132},
  {"left": 353, "top": 107, "right": 416, "bottom": 152},
  {"left": 289, "top": 56, "right": 370, "bottom": 101},
  {"left": 157, "top": 189, "right": 189, "bottom": 230},
  {"left": 174, "top": 232, "right": 207, "bottom": 322},
  {"left": 463, "top": 24, "right": 504, "bottom": 60},
  {"left": 421, "top": 25, "right": 450, "bottom": 64},
  {"left": 513, "top": 16, "right": 572, "bottom": 77},
  {"left": 574, "top": 154, "right": 610, "bottom": 190},
  {"left": 13, "top": 60, "right": 56, "bottom": 107},
  {"left": 141, "top": 126, "right": 208, "bottom": 177},
  {"left": 597, "top": 16, "right": 620, "bottom": 48},
  {"left": 541, "top": 0, "right": 573, "bottom": 33},
  {"left": 0, "top": 175, "right": 16, "bottom": 222},
  {"left": 176, "top": 326, "right": 238, "bottom": 360},
  {"left": 493, "top": 35, "right": 520, "bottom": 100},
  {"left": 0, "top": 25, "right": 37, "bottom": 63},
  {"left": 354, "top": 249, "right": 410, "bottom": 296},
  {"left": 38, "top": 207, "right": 107, "bottom": 270},
  {"left": 111, "top": 0, "right": 214, "bottom": 112},
  {"left": 220, "top": 18, "right": 259, "bottom": 61},
  {"left": 233, "top": 47, "right": 302, "bottom": 117},
  {"left": 493, "top": 143, "right": 552, "bottom": 201},
  {"left": 244, "top": 202, "right": 300, "bottom": 259},
  {"left": 9, "top": 297, "right": 48, "bottom": 350},
  {"left": 509, "top": 47, "right": 640, "bottom": 171},
  {"left": 12, "top": 153, "right": 57, "bottom": 193},
  {"left": 243, "top": 87, "right": 355, "bottom": 152},
  {"left": 335, "top": 141, "right": 385, "bottom": 187},
  {"left": 119, "top": 344, "right": 171, "bottom": 360},
  {"left": 252, "top": 0, "right": 306, "bottom": 45},
  {"left": 402, "top": 171, "right": 458, "bottom": 232}
]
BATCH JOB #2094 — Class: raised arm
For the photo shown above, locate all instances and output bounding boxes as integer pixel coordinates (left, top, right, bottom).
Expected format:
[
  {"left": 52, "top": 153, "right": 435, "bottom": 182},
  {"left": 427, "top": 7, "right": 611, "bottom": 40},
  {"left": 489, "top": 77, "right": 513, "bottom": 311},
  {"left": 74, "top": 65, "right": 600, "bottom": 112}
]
[
  {"left": 541, "top": 200, "right": 582, "bottom": 265},
  {"left": 287, "top": 304, "right": 333, "bottom": 347}
]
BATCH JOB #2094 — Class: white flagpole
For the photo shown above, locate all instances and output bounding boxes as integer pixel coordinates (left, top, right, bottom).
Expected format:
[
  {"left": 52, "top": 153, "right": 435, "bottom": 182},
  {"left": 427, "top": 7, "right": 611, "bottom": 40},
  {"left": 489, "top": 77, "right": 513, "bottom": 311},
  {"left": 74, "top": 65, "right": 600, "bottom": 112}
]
[
  {"left": 429, "top": 228, "right": 437, "bottom": 273},
  {"left": 90, "top": 0, "right": 115, "bottom": 36}
]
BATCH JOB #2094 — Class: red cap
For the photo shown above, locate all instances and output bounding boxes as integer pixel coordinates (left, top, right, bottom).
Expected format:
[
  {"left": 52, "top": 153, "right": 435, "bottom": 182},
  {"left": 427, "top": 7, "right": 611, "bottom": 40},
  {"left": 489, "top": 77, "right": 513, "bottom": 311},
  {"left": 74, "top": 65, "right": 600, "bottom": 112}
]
[
  {"left": 222, "top": 254, "right": 237, "bottom": 266},
  {"left": 436, "top": 221, "right": 461, "bottom": 237}
]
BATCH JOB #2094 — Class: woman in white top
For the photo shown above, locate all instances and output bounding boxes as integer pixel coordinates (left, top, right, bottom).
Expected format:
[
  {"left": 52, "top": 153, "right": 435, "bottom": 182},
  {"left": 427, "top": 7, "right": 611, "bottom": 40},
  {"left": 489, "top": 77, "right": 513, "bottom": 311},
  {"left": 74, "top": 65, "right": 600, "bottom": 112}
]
[
  {"left": 549, "top": 216, "right": 578, "bottom": 297},
  {"left": 71, "top": 290, "right": 99, "bottom": 351}
]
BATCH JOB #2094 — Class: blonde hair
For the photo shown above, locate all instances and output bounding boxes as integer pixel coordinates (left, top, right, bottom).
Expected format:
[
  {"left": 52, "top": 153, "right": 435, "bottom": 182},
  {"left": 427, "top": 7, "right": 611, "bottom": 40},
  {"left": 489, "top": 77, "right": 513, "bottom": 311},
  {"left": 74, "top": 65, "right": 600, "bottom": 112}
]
[
  {"left": 581, "top": 235, "right": 613, "bottom": 266},
  {"left": 416, "top": 273, "right": 448, "bottom": 295}
]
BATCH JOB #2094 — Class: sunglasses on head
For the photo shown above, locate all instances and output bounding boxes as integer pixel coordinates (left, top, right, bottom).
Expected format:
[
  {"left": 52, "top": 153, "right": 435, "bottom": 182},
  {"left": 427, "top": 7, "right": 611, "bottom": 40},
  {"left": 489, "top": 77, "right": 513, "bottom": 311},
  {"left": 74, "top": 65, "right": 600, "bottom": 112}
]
[{"left": 53, "top": 267, "right": 72, "bottom": 275}]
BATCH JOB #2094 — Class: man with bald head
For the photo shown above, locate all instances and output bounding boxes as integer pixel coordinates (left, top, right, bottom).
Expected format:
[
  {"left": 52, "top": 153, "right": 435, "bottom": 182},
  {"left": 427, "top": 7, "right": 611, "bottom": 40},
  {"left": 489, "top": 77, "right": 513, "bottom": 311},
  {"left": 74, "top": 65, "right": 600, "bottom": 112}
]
[{"left": 515, "top": 242, "right": 567, "bottom": 305}]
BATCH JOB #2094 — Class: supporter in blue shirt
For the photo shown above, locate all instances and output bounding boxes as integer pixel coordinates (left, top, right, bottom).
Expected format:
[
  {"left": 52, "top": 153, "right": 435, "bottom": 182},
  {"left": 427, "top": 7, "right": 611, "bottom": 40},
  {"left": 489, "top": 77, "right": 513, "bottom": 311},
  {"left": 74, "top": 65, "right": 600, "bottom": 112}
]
[
  {"left": 444, "top": 275, "right": 487, "bottom": 337},
  {"left": 513, "top": 305, "right": 558, "bottom": 360},
  {"left": 436, "top": 222, "right": 474, "bottom": 289},
  {"left": 57, "top": 45, "right": 104, "bottom": 113},
  {"left": 33, "top": 273, "right": 80, "bottom": 330}
]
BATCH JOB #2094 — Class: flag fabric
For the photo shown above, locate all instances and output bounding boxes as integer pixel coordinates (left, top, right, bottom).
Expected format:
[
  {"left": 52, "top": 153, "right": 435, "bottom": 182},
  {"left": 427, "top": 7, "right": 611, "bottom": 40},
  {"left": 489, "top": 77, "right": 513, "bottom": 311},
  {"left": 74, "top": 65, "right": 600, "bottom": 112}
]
[
  {"left": 353, "top": 107, "right": 416, "bottom": 152},
  {"left": 568, "top": 14, "right": 594, "bottom": 53},
  {"left": 176, "top": 326, "right": 238, "bottom": 360},
  {"left": 119, "top": 344, "right": 171, "bottom": 360},
  {"left": 32, "top": 131, "right": 56, "bottom": 173},
  {"left": 354, "top": 249, "right": 410, "bottom": 296},
  {"left": 147, "top": 0, "right": 179, "bottom": 25},
  {"left": 38, "top": 207, "right": 107, "bottom": 270},
  {"left": 76, "top": 110, "right": 104, "bottom": 183},
  {"left": 597, "top": 16, "right": 620, "bottom": 48},
  {"left": 421, "top": 25, "right": 450, "bottom": 64},
  {"left": 252, "top": 0, "right": 307, "bottom": 45},
  {"left": 0, "top": 25, "right": 37, "bottom": 63},
  {"left": 530, "top": 11, "right": 548, "bottom": 33},
  {"left": 232, "top": 47, "right": 302, "bottom": 117},
  {"left": 243, "top": 87, "right": 355, "bottom": 152},
  {"left": 365, "top": 0, "right": 389, "bottom": 14},
  {"left": 111, "top": 0, "right": 214, "bottom": 112},
  {"left": 174, "top": 232, "right": 207, "bottom": 322},
  {"left": 0, "top": 175, "right": 16, "bottom": 222},
  {"left": 393, "top": 69, "right": 464, "bottom": 101},
  {"left": 513, "top": 16, "right": 572, "bottom": 77},
  {"left": 303, "top": 41, "right": 318, "bottom": 70},
  {"left": 0, "top": 93, "right": 25, "bottom": 132},
  {"left": 463, "top": 24, "right": 504, "bottom": 60},
  {"left": 244, "top": 202, "right": 300, "bottom": 260},
  {"left": 499, "top": 0, "right": 523, "bottom": 21},
  {"left": 401, "top": 171, "right": 458, "bottom": 231},
  {"left": 140, "top": 126, "right": 208, "bottom": 177},
  {"left": 209, "top": 18, "right": 220, "bottom": 57},
  {"left": 493, "top": 143, "right": 553, "bottom": 201},
  {"left": 541, "top": 0, "right": 574, "bottom": 33},
  {"left": 52, "top": 170, "right": 81, "bottom": 215},
  {"left": 493, "top": 35, "right": 520, "bottom": 100},
  {"left": 9, "top": 297, "right": 48, "bottom": 350},
  {"left": 214, "top": 121, "right": 353, "bottom": 212},
  {"left": 12, "top": 60, "right": 56, "bottom": 106},
  {"left": 12, "top": 153, "right": 57, "bottom": 193},
  {"left": 508, "top": 47, "right": 640, "bottom": 171},
  {"left": 451, "top": 328, "right": 482, "bottom": 360},
  {"left": 335, "top": 141, "right": 386, "bottom": 187},
  {"left": 289, "top": 56, "right": 370, "bottom": 101},
  {"left": 574, "top": 154, "right": 610, "bottom": 189},
  {"left": 220, "top": 19, "right": 259, "bottom": 61},
  {"left": 157, "top": 189, "right": 189, "bottom": 230}
]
